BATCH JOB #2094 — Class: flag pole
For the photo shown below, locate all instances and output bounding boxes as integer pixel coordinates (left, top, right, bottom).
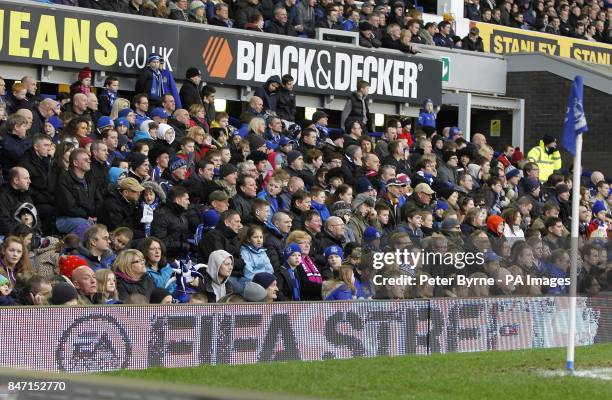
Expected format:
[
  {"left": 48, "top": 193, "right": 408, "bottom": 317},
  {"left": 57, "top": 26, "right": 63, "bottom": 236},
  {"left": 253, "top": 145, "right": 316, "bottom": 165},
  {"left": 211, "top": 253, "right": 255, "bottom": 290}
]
[{"left": 566, "top": 132, "right": 582, "bottom": 373}]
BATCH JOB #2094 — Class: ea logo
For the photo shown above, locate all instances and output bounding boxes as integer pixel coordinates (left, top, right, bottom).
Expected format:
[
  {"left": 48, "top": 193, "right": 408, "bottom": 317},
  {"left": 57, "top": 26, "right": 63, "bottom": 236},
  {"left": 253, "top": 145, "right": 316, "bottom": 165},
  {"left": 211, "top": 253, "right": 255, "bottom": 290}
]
[{"left": 55, "top": 315, "right": 132, "bottom": 372}]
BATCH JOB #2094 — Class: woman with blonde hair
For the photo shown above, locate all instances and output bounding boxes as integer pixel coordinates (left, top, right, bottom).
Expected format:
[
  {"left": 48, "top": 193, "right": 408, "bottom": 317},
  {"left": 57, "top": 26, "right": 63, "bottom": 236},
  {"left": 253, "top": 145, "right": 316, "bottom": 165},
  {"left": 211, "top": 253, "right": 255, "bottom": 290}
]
[
  {"left": 187, "top": 126, "right": 214, "bottom": 159},
  {"left": 188, "top": 104, "right": 209, "bottom": 132},
  {"left": 248, "top": 117, "right": 266, "bottom": 136},
  {"left": 0, "top": 236, "right": 32, "bottom": 289},
  {"left": 110, "top": 98, "right": 131, "bottom": 120},
  {"left": 95, "top": 269, "right": 120, "bottom": 304},
  {"left": 112, "top": 249, "right": 155, "bottom": 302},
  {"left": 322, "top": 266, "right": 356, "bottom": 300}
]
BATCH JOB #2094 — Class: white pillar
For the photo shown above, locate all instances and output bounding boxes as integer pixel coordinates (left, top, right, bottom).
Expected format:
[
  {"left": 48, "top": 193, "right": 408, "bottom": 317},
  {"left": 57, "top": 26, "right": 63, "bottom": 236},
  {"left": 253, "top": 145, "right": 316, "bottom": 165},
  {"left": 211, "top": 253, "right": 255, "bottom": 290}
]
[{"left": 512, "top": 98, "right": 525, "bottom": 150}]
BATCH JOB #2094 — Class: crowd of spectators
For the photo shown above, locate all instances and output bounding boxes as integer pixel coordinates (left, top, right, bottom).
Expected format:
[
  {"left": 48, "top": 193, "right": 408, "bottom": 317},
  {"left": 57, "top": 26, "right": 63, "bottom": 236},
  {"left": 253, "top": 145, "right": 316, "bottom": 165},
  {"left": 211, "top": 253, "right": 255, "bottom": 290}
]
[
  {"left": 0, "top": 7, "right": 610, "bottom": 305},
  {"left": 36, "top": 0, "right": 611, "bottom": 54},
  {"left": 465, "top": 0, "right": 612, "bottom": 43}
]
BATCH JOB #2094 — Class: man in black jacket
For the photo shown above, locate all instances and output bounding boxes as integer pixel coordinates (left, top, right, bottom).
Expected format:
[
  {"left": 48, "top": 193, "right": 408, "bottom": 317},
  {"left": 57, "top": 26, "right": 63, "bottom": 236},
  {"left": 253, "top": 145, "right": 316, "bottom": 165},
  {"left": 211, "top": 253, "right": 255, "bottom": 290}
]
[
  {"left": 317, "top": 4, "right": 343, "bottom": 30},
  {"left": 264, "top": 211, "right": 292, "bottom": 270},
  {"left": 274, "top": 75, "right": 296, "bottom": 123},
  {"left": 97, "top": 177, "right": 144, "bottom": 235},
  {"left": 17, "top": 135, "right": 54, "bottom": 234},
  {"left": 151, "top": 186, "right": 190, "bottom": 260},
  {"left": 55, "top": 149, "right": 102, "bottom": 235},
  {"left": 265, "top": 6, "right": 298, "bottom": 36},
  {"left": 183, "top": 159, "right": 221, "bottom": 205},
  {"left": 179, "top": 68, "right": 202, "bottom": 110},
  {"left": 87, "top": 141, "right": 110, "bottom": 195},
  {"left": 230, "top": 175, "right": 257, "bottom": 221},
  {"left": 126, "top": 0, "right": 153, "bottom": 16},
  {"left": 341, "top": 80, "right": 371, "bottom": 132},
  {"left": 198, "top": 210, "right": 245, "bottom": 276},
  {"left": 0, "top": 167, "right": 35, "bottom": 236},
  {"left": 382, "top": 23, "right": 419, "bottom": 54}
]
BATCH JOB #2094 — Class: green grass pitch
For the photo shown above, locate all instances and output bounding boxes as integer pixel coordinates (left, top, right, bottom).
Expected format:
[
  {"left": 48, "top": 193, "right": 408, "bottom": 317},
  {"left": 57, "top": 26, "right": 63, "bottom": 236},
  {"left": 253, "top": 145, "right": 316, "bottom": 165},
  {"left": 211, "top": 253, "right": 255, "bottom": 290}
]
[{"left": 110, "top": 343, "right": 612, "bottom": 399}]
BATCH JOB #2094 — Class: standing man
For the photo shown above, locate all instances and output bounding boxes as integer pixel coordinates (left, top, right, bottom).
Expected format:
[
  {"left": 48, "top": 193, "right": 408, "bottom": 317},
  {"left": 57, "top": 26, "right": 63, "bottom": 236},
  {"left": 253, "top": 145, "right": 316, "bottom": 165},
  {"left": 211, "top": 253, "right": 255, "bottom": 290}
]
[
  {"left": 180, "top": 67, "right": 203, "bottom": 110},
  {"left": 527, "top": 134, "right": 562, "bottom": 183},
  {"left": 341, "top": 80, "right": 371, "bottom": 133}
]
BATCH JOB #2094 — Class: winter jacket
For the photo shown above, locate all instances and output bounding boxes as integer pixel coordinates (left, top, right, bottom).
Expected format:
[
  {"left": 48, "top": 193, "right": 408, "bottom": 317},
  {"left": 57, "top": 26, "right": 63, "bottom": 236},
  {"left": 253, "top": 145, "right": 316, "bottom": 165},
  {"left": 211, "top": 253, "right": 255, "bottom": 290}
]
[
  {"left": 234, "top": 0, "right": 262, "bottom": 29},
  {"left": 151, "top": 202, "right": 190, "bottom": 260},
  {"left": 433, "top": 32, "right": 455, "bottom": 48},
  {"left": 241, "top": 244, "right": 275, "bottom": 280},
  {"left": 179, "top": 79, "right": 202, "bottom": 111},
  {"left": 1, "top": 133, "right": 32, "bottom": 178},
  {"left": 198, "top": 221, "right": 245, "bottom": 276},
  {"left": 347, "top": 214, "right": 369, "bottom": 244},
  {"left": 323, "top": 281, "right": 354, "bottom": 300},
  {"left": 0, "top": 185, "right": 34, "bottom": 235},
  {"left": 147, "top": 263, "right": 175, "bottom": 292},
  {"left": 88, "top": 158, "right": 110, "bottom": 195},
  {"left": 96, "top": 188, "right": 142, "bottom": 236},
  {"left": 527, "top": 140, "right": 562, "bottom": 183},
  {"left": 230, "top": 191, "right": 255, "bottom": 222},
  {"left": 265, "top": 19, "right": 297, "bottom": 36},
  {"left": 263, "top": 223, "right": 285, "bottom": 271},
  {"left": 115, "top": 271, "right": 156, "bottom": 302},
  {"left": 254, "top": 76, "right": 281, "bottom": 111},
  {"left": 17, "top": 149, "right": 53, "bottom": 207},
  {"left": 55, "top": 170, "right": 102, "bottom": 219},
  {"left": 74, "top": 244, "right": 115, "bottom": 272},
  {"left": 461, "top": 35, "right": 484, "bottom": 52},
  {"left": 275, "top": 259, "right": 322, "bottom": 301},
  {"left": 198, "top": 250, "right": 234, "bottom": 302},
  {"left": 311, "top": 229, "right": 343, "bottom": 274},
  {"left": 274, "top": 87, "right": 296, "bottom": 122}
]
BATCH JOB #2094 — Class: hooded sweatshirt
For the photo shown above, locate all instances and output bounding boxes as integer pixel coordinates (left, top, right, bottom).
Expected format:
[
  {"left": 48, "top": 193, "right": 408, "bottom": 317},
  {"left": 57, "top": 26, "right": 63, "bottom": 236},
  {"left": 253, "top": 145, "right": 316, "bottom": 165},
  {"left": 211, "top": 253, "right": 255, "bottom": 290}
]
[{"left": 206, "top": 250, "right": 233, "bottom": 301}]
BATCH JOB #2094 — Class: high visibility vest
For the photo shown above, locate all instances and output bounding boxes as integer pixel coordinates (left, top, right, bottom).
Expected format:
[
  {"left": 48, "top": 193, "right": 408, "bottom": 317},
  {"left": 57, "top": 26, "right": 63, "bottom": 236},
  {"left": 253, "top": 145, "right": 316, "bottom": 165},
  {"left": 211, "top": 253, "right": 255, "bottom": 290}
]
[{"left": 527, "top": 141, "right": 562, "bottom": 182}]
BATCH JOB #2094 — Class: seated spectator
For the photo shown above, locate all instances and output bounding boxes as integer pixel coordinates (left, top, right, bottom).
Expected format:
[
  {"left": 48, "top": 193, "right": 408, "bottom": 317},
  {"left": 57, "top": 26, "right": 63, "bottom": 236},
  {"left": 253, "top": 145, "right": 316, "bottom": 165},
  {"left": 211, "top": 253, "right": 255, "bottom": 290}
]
[
  {"left": 252, "top": 272, "right": 278, "bottom": 302},
  {"left": 55, "top": 148, "right": 102, "bottom": 235},
  {"left": 434, "top": 21, "right": 455, "bottom": 48},
  {"left": 0, "top": 167, "right": 35, "bottom": 237},
  {"left": 461, "top": 27, "right": 484, "bottom": 52},
  {"left": 112, "top": 249, "right": 156, "bottom": 302},
  {"left": 151, "top": 186, "right": 190, "bottom": 260},
  {"left": 139, "top": 236, "right": 175, "bottom": 293},
  {"left": 0, "top": 236, "right": 32, "bottom": 290},
  {"left": 95, "top": 269, "right": 120, "bottom": 304},
  {"left": 198, "top": 249, "right": 235, "bottom": 302},
  {"left": 97, "top": 177, "right": 145, "bottom": 234},
  {"left": 266, "top": 6, "right": 298, "bottom": 36},
  {"left": 317, "top": 5, "right": 343, "bottom": 30},
  {"left": 75, "top": 224, "right": 115, "bottom": 271},
  {"left": 208, "top": 2, "right": 233, "bottom": 28},
  {"left": 381, "top": 23, "right": 418, "bottom": 53},
  {"left": 322, "top": 266, "right": 356, "bottom": 300}
]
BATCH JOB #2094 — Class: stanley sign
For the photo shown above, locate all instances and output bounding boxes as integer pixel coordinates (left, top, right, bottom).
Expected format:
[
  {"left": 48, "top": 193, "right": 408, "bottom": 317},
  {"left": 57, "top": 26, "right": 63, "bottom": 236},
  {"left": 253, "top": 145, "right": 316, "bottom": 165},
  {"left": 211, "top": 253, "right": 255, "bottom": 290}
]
[
  {"left": 180, "top": 27, "right": 442, "bottom": 104},
  {"left": 476, "top": 21, "right": 612, "bottom": 66}
]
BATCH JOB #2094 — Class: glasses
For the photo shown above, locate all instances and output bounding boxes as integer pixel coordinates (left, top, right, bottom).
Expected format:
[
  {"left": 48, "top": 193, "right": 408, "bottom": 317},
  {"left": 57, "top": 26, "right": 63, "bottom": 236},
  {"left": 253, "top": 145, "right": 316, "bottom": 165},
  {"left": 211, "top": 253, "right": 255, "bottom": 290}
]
[{"left": 132, "top": 258, "right": 145, "bottom": 264}]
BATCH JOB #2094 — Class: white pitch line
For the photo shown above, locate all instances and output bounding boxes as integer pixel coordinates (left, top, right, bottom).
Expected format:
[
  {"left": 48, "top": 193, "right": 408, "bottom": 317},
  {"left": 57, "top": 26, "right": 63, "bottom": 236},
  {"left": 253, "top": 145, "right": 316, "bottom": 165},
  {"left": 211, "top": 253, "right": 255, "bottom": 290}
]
[{"left": 538, "top": 368, "right": 612, "bottom": 381}]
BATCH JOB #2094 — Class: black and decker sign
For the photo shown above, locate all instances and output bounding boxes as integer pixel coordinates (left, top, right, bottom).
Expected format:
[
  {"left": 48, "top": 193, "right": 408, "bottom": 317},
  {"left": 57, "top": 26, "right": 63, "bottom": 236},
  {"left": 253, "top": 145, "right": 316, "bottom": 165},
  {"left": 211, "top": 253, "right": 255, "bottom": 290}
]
[
  {"left": 180, "top": 28, "right": 442, "bottom": 103},
  {"left": 0, "top": 1, "right": 441, "bottom": 103}
]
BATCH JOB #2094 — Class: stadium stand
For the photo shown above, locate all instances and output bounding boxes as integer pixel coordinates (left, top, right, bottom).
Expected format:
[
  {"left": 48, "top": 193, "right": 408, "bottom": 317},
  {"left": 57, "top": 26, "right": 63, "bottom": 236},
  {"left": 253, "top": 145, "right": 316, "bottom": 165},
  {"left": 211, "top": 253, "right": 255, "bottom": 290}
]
[{"left": 0, "top": 0, "right": 610, "bottom": 310}]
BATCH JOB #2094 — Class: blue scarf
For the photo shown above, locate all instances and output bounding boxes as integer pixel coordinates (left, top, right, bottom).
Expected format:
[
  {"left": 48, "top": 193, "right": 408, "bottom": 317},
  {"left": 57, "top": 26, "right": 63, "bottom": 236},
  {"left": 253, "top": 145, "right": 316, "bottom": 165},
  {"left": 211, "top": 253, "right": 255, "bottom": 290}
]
[
  {"left": 149, "top": 67, "right": 163, "bottom": 100},
  {"left": 287, "top": 267, "right": 301, "bottom": 301},
  {"left": 107, "top": 90, "right": 117, "bottom": 107}
]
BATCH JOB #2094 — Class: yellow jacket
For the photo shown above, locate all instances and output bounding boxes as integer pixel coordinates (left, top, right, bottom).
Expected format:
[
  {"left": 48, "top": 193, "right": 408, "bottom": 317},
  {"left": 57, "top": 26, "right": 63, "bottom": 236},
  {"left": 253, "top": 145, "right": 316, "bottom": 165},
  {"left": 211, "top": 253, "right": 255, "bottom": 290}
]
[{"left": 527, "top": 140, "right": 562, "bottom": 182}]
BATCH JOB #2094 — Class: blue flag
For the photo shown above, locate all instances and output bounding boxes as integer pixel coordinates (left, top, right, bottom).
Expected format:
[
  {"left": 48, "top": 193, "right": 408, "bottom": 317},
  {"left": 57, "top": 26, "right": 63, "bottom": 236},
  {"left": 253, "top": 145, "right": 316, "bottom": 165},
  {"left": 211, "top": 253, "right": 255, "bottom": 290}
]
[{"left": 562, "top": 76, "right": 588, "bottom": 156}]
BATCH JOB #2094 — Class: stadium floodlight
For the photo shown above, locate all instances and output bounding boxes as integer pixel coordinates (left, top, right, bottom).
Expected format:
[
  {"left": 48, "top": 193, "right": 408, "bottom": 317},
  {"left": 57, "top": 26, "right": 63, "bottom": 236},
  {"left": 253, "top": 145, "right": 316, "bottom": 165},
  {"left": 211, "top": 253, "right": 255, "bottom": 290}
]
[{"left": 214, "top": 98, "right": 227, "bottom": 112}]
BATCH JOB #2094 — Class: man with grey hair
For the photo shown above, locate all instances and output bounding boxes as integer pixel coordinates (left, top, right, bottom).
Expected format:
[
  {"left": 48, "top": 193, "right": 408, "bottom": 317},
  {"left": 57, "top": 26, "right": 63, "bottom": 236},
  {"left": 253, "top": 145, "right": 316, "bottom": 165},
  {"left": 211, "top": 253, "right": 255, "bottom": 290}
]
[
  {"left": 15, "top": 108, "right": 33, "bottom": 131},
  {"left": 21, "top": 76, "right": 40, "bottom": 107},
  {"left": 264, "top": 211, "right": 293, "bottom": 268},
  {"left": 169, "top": 108, "right": 190, "bottom": 140},
  {"left": 31, "top": 98, "right": 59, "bottom": 136}
]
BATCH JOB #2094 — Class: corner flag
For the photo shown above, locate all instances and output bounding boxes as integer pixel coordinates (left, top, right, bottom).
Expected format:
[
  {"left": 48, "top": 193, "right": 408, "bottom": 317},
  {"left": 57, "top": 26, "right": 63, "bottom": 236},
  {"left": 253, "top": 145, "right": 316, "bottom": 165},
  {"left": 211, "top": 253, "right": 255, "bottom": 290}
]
[{"left": 562, "top": 76, "right": 588, "bottom": 156}]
